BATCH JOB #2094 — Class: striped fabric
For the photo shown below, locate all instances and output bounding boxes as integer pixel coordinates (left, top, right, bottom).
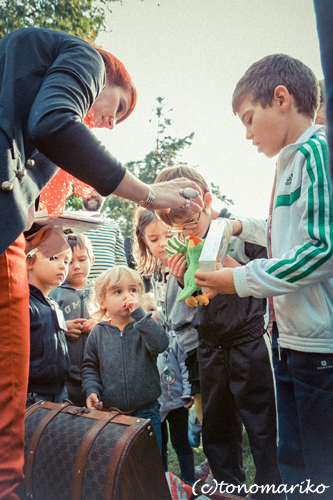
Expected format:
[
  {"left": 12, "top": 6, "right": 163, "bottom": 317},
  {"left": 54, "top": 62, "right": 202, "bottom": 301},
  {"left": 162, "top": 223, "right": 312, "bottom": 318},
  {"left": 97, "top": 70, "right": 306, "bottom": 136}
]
[
  {"left": 266, "top": 135, "right": 333, "bottom": 284},
  {"left": 85, "top": 218, "right": 128, "bottom": 279}
]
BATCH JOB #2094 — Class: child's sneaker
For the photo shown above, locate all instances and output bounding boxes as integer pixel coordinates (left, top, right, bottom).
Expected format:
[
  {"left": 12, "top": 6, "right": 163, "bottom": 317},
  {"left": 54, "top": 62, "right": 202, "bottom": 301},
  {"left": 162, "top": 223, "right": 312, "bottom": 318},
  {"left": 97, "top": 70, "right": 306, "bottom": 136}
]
[
  {"left": 194, "top": 458, "right": 210, "bottom": 481},
  {"left": 204, "top": 474, "right": 215, "bottom": 487}
]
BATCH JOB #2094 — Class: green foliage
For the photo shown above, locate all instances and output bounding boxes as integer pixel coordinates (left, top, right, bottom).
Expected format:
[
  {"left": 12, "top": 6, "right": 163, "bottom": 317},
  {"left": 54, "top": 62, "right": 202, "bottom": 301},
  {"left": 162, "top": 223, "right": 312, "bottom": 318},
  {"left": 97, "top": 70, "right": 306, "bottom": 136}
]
[
  {"left": 210, "top": 182, "right": 234, "bottom": 207},
  {"left": 0, "top": 0, "right": 119, "bottom": 40},
  {"left": 65, "top": 193, "right": 83, "bottom": 211}
]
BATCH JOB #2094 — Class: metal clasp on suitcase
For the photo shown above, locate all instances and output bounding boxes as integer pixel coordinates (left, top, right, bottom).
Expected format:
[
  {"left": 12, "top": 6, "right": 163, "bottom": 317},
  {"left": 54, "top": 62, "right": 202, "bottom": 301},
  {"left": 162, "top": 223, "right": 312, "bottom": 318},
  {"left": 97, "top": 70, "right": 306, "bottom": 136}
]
[
  {"left": 62, "top": 400, "right": 91, "bottom": 415},
  {"left": 66, "top": 406, "right": 91, "bottom": 415}
]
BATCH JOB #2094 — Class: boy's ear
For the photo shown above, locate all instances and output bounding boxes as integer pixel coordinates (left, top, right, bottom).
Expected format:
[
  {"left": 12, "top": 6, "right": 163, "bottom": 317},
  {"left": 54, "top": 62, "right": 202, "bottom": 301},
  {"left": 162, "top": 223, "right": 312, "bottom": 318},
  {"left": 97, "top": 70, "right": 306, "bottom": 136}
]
[
  {"left": 273, "top": 85, "right": 291, "bottom": 111},
  {"left": 203, "top": 192, "right": 213, "bottom": 208}
]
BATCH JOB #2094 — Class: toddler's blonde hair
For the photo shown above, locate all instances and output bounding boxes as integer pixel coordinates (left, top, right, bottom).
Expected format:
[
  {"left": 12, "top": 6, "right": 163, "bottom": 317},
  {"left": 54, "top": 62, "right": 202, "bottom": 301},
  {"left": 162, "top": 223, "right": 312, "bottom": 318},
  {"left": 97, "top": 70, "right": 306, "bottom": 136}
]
[
  {"left": 90, "top": 265, "right": 144, "bottom": 320},
  {"left": 141, "top": 292, "right": 157, "bottom": 313}
]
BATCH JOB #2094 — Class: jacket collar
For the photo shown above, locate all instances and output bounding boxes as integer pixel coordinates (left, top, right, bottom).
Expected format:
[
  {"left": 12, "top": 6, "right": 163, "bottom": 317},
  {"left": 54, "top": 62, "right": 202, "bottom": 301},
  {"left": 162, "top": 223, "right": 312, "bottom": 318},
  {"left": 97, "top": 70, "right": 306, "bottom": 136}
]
[
  {"left": 29, "top": 283, "right": 50, "bottom": 304},
  {"left": 278, "top": 124, "right": 326, "bottom": 172}
]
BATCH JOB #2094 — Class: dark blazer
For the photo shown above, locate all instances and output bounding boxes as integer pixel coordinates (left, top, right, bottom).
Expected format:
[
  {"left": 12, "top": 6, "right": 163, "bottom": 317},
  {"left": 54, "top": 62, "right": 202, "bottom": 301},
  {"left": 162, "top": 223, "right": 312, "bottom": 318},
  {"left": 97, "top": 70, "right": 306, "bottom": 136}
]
[{"left": 0, "top": 28, "right": 126, "bottom": 254}]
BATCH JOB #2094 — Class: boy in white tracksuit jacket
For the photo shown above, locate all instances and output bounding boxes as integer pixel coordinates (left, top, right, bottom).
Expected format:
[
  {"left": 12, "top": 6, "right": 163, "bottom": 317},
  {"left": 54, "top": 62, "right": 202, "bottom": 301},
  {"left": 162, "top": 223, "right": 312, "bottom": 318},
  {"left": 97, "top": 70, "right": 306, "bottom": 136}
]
[
  {"left": 235, "top": 124, "right": 333, "bottom": 354},
  {"left": 194, "top": 55, "right": 333, "bottom": 498}
]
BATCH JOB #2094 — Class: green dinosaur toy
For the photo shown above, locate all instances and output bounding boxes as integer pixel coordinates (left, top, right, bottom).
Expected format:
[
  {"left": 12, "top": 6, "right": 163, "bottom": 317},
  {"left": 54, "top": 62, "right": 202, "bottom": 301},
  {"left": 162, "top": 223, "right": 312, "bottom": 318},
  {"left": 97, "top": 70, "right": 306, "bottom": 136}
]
[{"left": 166, "top": 235, "right": 209, "bottom": 308}]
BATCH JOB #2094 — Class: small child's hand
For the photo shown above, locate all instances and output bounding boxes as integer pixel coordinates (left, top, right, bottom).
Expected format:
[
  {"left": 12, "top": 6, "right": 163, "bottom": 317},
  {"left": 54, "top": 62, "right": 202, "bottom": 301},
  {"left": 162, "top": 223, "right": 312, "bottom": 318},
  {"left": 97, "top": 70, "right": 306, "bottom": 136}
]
[
  {"left": 81, "top": 318, "right": 97, "bottom": 334},
  {"left": 125, "top": 293, "right": 140, "bottom": 313},
  {"left": 86, "top": 392, "right": 100, "bottom": 410},
  {"left": 168, "top": 253, "right": 187, "bottom": 286},
  {"left": 65, "top": 318, "right": 87, "bottom": 338},
  {"left": 182, "top": 396, "right": 195, "bottom": 409}
]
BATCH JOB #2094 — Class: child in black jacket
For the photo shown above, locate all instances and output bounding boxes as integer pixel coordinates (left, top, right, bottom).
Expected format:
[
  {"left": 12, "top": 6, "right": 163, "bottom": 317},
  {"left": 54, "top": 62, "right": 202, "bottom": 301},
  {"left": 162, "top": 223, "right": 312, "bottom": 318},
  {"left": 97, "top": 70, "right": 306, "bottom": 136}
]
[
  {"left": 156, "top": 166, "right": 284, "bottom": 499},
  {"left": 26, "top": 240, "right": 72, "bottom": 407}
]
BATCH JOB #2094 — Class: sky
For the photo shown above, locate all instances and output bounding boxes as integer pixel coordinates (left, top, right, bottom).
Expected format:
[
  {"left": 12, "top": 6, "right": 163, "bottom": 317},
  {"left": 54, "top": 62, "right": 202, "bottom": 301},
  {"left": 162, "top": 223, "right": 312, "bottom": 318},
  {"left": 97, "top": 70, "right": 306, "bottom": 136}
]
[{"left": 93, "top": 0, "right": 323, "bottom": 219}]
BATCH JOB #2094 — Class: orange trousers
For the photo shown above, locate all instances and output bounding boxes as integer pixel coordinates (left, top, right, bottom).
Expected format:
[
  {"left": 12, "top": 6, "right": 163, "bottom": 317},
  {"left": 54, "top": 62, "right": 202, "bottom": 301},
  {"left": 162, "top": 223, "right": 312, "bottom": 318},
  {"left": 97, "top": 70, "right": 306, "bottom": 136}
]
[{"left": 0, "top": 235, "right": 29, "bottom": 500}]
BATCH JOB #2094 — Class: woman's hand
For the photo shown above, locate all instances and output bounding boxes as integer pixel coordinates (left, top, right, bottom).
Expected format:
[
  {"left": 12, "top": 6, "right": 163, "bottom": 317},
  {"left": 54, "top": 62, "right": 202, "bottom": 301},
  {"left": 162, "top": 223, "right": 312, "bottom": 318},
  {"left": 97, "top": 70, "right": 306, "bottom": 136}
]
[
  {"left": 112, "top": 171, "right": 204, "bottom": 212},
  {"left": 152, "top": 178, "right": 204, "bottom": 212},
  {"left": 168, "top": 253, "right": 187, "bottom": 286}
]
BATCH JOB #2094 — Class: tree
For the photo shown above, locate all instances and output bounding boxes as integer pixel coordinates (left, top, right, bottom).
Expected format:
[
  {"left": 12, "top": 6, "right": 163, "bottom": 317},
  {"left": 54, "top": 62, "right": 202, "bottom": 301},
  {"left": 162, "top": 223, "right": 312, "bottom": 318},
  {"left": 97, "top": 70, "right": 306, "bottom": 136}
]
[
  {"left": 0, "top": 0, "right": 119, "bottom": 40},
  {"left": 102, "top": 97, "right": 195, "bottom": 237},
  {"left": 66, "top": 97, "right": 234, "bottom": 238},
  {"left": 210, "top": 183, "right": 234, "bottom": 207}
]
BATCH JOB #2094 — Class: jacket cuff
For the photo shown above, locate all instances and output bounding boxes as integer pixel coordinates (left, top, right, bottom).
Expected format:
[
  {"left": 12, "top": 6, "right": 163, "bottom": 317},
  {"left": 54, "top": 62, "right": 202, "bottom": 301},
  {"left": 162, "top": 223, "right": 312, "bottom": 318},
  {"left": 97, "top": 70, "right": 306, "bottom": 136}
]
[
  {"left": 233, "top": 266, "right": 251, "bottom": 298},
  {"left": 237, "top": 218, "right": 252, "bottom": 240},
  {"left": 130, "top": 306, "right": 146, "bottom": 321},
  {"left": 85, "top": 388, "right": 100, "bottom": 399}
]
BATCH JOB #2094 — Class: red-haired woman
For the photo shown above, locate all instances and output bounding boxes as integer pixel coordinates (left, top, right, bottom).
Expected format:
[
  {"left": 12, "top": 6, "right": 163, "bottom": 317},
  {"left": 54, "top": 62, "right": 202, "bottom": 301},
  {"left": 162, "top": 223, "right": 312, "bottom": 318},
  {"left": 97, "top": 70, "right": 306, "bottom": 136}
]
[{"left": 0, "top": 27, "right": 203, "bottom": 500}]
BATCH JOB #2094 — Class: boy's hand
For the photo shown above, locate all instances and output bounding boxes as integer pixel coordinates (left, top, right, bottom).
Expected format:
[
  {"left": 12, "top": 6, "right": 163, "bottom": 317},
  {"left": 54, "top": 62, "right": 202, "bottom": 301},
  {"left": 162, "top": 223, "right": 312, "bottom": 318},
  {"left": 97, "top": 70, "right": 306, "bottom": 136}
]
[
  {"left": 168, "top": 253, "right": 187, "bottom": 286},
  {"left": 82, "top": 319, "right": 97, "bottom": 334},
  {"left": 194, "top": 267, "right": 236, "bottom": 298},
  {"left": 223, "top": 255, "right": 242, "bottom": 269},
  {"left": 86, "top": 393, "right": 100, "bottom": 410},
  {"left": 65, "top": 318, "right": 87, "bottom": 338},
  {"left": 125, "top": 293, "right": 140, "bottom": 313},
  {"left": 228, "top": 219, "right": 243, "bottom": 236}
]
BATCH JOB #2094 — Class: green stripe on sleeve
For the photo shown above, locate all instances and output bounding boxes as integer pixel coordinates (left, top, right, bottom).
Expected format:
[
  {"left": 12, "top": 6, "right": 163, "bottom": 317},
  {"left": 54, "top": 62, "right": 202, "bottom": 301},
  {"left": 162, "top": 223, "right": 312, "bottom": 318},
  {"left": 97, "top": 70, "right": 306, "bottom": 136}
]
[{"left": 266, "top": 137, "right": 332, "bottom": 282}]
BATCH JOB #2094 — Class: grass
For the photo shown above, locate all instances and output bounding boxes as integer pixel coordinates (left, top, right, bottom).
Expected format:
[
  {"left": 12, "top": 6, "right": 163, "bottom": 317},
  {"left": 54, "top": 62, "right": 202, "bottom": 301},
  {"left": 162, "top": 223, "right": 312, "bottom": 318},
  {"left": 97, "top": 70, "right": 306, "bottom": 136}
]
[{"left": 167, "top": 417, "right": 256, "bottom": 486}]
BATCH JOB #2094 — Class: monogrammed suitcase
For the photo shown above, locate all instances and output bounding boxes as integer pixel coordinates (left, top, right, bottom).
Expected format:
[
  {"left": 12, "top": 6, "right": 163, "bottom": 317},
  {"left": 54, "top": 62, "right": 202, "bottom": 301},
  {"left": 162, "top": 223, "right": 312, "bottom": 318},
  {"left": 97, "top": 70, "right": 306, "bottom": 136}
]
[{"left": 16, "top": 401, "right": 172, "bottom": 500}]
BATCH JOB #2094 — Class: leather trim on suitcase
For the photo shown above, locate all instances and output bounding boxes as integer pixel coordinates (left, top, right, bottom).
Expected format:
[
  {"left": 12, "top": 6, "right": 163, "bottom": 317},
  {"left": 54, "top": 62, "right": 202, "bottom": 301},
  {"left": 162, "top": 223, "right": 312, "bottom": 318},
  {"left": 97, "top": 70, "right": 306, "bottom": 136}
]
[
  {"left": 25, "top": 401, "right": 73, "bottom": 498},
  {"left": 103, "top": 420, "right": 145, "bottom": 500},
  {"left": 71, "top": 410, "right": 122, "bottom": 500}
]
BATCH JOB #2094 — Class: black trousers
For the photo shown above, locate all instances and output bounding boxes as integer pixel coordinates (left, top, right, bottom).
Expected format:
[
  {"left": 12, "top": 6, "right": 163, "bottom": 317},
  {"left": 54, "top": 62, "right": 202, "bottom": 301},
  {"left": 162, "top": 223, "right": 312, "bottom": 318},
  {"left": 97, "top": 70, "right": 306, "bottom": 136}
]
[
  {"left": 199, "top": 335, "right": 284, "bottom": 498},
  {"left": 161, "top": 406, "right": 193, "bottom": 457}
]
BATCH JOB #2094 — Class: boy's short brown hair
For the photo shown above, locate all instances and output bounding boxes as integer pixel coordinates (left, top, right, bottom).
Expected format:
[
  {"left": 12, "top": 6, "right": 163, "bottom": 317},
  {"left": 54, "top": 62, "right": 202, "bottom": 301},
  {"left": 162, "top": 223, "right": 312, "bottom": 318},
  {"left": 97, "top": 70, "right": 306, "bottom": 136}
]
[
  {"left": 66, "top": 233, "right": 94, "bottom": 262},
  {"left": 232, "top": 54, "right": 320, "bottom": 120},
  {"left": 318, "top": 79, "right": 326, "bottom": 104},
  {"left": 155, "top": 165, "right": 209, "bottom": 226}
]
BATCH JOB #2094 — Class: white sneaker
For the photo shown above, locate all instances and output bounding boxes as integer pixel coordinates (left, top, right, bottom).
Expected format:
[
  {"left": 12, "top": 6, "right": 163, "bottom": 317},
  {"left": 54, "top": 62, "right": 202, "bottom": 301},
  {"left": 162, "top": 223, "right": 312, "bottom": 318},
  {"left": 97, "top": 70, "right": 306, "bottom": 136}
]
[
  {"left": 204, "top": 474, "right": 215, "bottom": 486},
  {"left": 194, "top": 459, "right": 210, "bottom": 481}
]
